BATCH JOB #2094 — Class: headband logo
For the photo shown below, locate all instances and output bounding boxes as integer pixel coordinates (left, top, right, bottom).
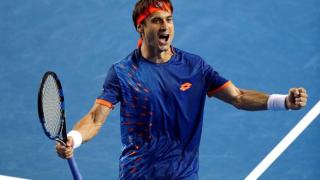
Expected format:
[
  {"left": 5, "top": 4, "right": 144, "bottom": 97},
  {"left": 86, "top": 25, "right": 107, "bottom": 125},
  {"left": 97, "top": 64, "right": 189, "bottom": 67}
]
[{"left": 154, "top": 1, "right": 163, "bottom": 8}]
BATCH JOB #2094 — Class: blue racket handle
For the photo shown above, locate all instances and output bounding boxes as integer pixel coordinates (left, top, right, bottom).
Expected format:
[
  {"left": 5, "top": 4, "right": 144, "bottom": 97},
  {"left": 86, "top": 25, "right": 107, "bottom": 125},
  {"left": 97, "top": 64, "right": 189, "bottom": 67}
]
[{"left": 67, "top": 157, "right": 82, "bottom": 180}]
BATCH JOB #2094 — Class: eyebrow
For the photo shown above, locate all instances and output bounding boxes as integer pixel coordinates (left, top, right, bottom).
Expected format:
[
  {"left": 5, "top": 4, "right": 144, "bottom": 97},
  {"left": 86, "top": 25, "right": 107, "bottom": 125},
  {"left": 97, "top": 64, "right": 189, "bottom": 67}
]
[{"left": 149, "top": 14, "right": 173, "bottom": 19}]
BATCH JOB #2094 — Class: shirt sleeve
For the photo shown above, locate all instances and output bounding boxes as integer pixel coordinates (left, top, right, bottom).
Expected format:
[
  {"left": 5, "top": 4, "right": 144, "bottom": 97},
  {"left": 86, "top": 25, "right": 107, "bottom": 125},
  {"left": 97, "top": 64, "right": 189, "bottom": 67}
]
[
  {"left": 96, "top": 65, "right": 121, "bottom": 108},
  {"left": 202, "top": 59, "right": 231, "bottom": 97}
]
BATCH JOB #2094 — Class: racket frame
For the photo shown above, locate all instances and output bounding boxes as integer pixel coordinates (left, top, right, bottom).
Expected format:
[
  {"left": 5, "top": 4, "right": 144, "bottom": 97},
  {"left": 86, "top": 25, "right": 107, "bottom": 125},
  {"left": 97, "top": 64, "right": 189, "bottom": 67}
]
[
  {"left": 37, "top": 71, "right": 67, "bottom": 144},
  {"left": 37, "top": 71, "right": 82, "bottom": 180}
]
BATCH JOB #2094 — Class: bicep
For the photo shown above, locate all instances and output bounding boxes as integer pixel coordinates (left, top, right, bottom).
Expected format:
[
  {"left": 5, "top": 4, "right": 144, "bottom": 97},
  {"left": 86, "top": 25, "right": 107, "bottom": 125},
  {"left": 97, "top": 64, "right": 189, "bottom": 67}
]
[
  {"left": 90, "top": 103, "right": 112, "bottom": 125},
  {"left": 212, "top": 82, "right": 241, "bottom": 105},
  {"left": 74, "top": 103, "right": 112, "bottom": 129}
]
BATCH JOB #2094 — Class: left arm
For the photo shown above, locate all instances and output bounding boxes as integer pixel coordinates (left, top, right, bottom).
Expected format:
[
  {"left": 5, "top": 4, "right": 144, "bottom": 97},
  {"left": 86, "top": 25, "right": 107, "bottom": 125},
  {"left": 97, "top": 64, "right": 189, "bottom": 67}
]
[{"left": 213, "top": 82, "right": 308, "bottom": 111}]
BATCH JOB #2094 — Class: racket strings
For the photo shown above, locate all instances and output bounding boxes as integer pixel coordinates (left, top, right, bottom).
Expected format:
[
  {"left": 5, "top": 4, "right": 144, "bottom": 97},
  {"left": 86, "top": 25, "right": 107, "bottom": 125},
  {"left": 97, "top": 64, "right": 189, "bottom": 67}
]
[{"left": 41, "top": 75, "right": 63, "bottom": 137}]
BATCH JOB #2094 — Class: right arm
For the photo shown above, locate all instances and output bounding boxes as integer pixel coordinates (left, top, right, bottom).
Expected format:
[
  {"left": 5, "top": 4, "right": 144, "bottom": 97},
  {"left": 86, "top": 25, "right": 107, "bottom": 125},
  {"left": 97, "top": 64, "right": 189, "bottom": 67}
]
[
  {"left": 56, "top": 103, "right": 111, "bottom": 159},
  {"left": 73, "top": 103, "right": 111, "bottom": 143}
]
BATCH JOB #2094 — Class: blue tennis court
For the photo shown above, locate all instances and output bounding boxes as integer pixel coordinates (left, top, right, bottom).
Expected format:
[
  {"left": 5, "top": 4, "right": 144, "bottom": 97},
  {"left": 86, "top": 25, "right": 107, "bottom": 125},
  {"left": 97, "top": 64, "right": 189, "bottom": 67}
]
[{"left": 0, "top": 0, "right": 319, "bottom": 179}]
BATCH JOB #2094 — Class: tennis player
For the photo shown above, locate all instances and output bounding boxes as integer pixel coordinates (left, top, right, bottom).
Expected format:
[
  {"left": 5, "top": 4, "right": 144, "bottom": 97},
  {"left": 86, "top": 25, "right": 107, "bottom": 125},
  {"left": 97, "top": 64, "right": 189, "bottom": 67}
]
[{"left": 56, "top": 0, "right": 308, "bottom": 179}]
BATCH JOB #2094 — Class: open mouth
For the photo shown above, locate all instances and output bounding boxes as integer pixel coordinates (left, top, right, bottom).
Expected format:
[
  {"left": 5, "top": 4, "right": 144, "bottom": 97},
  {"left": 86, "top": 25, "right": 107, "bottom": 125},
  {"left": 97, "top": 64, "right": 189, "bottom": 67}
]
[{"left": 158, "top": 34, "right": 169, "bottom": 44}]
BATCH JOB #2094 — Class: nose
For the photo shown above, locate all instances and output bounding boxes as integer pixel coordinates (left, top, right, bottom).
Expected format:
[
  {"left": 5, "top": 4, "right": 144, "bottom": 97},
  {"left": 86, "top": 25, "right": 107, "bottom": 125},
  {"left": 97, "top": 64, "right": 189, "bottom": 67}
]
[{"left": 160, "top": 21, "right": 169, "bottom": 31}]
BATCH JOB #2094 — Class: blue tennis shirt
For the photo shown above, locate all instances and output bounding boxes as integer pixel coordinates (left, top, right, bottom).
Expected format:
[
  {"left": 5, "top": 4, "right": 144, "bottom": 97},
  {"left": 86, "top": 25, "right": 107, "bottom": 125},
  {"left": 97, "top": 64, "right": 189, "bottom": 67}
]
[{"left": 97, "top": 47, "right": 230, "bottom": 179}]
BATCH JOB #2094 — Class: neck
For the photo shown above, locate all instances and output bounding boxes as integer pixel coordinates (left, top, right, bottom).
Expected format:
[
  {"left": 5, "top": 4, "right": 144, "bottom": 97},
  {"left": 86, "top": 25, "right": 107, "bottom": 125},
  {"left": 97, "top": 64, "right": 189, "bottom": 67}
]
[{"left": 140, "top": 43, "right": 173, "bottom": 64}]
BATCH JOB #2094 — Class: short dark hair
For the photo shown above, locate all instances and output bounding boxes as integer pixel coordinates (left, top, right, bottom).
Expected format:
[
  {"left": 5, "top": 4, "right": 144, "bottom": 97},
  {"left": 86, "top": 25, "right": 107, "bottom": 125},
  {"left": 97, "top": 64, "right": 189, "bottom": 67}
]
[{"left": 132, "top": 0, "right": 174, "bottom": 29}]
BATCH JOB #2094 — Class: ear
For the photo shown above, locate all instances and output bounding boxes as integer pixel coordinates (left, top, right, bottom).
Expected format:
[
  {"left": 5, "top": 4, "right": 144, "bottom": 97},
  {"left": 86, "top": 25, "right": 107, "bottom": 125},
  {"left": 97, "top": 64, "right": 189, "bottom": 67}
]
[{"left": 137, "top": 24, "right": 144, "bottom": 34}]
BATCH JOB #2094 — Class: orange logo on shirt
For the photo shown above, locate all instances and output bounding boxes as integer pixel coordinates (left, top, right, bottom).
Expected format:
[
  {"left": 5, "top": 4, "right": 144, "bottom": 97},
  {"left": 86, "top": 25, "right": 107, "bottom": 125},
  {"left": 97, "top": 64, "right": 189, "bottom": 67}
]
[{"left": 180, "top": 82, "right": 192, "bottom": 91}]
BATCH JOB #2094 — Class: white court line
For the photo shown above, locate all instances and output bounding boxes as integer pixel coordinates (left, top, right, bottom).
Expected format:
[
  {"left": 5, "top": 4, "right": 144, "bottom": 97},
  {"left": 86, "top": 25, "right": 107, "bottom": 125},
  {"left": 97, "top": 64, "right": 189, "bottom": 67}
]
[
  {"left": 245, "top": 100, "right": 320, "bottom": 180},
  {"left": 0, "top": 175, "right": 30, "bottom": 180}
]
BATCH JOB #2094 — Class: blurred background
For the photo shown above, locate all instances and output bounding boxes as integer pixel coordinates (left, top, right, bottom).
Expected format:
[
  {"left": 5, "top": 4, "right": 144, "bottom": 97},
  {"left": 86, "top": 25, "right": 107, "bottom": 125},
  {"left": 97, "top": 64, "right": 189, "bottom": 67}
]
[{"left": 0, "top": 0, "right": 319, "bottom": 179}]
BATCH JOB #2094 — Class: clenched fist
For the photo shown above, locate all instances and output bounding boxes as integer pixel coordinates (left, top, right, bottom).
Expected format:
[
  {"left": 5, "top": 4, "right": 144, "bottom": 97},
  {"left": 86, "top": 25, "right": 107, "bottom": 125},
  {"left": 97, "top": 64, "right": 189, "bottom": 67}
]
[
  {"left": 286, "top": 88, "right": 308, "bottom": 110},
  {"left": 56, "top": 137, "right": 74, "bottom": 159}
]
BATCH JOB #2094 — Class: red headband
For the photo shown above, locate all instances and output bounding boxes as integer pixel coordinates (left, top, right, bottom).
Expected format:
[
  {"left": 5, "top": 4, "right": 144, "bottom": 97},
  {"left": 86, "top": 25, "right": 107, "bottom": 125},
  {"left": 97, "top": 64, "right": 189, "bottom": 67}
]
[{"left": 136, "top": 1, "right": 172, "bottom": 26}]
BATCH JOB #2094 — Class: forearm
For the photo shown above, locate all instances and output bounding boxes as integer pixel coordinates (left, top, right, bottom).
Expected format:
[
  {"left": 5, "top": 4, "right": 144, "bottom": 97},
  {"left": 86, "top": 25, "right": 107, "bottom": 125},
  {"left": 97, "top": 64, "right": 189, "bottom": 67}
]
[
  {"left": 73, "top": 114, "right": 102, "bottom": 143},
  {"left": 232, "top": 89, "right": 269, "bottom": 111},
  {"left": 73, "top": 104, "right": 110, "bottom": 143}
]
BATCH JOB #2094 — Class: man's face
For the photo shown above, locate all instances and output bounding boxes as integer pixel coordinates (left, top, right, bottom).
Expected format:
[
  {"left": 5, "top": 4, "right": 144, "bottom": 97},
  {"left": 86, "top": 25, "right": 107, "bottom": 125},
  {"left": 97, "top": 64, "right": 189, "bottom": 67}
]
[{"left": 140, "top": 11, "right": 174, "bottom": 52}]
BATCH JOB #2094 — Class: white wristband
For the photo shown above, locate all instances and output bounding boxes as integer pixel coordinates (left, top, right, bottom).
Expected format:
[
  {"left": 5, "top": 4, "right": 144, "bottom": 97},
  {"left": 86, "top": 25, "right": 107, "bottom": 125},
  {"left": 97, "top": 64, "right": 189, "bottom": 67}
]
[
  {"left": 267, "top": 94, "right": 287, "bottom": 111},
  {"left": 67, "top": 130, "right": 82, "bottom": 149}
]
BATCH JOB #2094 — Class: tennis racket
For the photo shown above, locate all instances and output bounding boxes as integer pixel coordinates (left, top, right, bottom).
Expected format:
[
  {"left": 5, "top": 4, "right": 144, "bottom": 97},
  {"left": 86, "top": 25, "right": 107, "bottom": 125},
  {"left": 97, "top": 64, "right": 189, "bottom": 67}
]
[{"left": 37, "top": 71, "right": 82, "bottom": 180}]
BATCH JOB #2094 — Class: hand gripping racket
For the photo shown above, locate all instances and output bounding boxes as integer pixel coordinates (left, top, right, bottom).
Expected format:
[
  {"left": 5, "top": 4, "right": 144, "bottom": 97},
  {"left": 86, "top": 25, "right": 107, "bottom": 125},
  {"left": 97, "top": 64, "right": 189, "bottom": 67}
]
[{"left": 37, "top": 71, "right": 82, "bottom": 180}]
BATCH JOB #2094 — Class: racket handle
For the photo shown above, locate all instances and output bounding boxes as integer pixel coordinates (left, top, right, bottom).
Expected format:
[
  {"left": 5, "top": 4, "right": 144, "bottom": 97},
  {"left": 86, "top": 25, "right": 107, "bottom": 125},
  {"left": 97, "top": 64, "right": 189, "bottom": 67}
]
[{"left": 67, "top": 157, "right": 82, "bottom": 180}]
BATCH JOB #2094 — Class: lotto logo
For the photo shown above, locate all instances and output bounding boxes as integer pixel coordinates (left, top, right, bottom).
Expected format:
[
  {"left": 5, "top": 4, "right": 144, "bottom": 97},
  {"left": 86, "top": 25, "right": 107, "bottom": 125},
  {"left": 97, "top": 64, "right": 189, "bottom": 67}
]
[{"left": 180, "top": 82, "right": 192, "bottom": 91}]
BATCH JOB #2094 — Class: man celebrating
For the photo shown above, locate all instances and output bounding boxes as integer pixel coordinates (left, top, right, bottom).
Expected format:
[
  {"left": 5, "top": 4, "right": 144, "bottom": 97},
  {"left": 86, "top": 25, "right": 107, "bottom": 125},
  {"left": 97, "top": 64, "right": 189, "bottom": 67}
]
[{"left": 56, "top": 0, "right": 308, "bottom": 179}]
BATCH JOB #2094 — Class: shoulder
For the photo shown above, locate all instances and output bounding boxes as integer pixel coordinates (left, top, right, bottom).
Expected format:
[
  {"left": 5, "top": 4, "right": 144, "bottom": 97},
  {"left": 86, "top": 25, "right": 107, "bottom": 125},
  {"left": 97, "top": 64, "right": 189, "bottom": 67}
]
[
  {"left": 174, "top": 47, "right": 203, "bottom": 61},
  {"left": 173, "top": 47, "right": 206, "bottom": 68},
  {"left": 112, "top": 49, "right": 139, "bottom": 71}
]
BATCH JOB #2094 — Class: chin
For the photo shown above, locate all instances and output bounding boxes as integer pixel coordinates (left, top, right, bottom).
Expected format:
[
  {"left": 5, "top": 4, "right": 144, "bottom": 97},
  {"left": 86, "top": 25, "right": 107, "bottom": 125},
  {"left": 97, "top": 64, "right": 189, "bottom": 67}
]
[{"left": 158, "top": 44, "right": 171, "bottom": 52}]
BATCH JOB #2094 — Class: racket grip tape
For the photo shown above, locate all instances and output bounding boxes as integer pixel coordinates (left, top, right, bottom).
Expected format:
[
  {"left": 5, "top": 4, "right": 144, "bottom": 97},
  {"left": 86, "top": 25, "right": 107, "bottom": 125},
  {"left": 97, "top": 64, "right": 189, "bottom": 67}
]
[{"left": 67, "top": 157, "right": 82, "bottom": 180}]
